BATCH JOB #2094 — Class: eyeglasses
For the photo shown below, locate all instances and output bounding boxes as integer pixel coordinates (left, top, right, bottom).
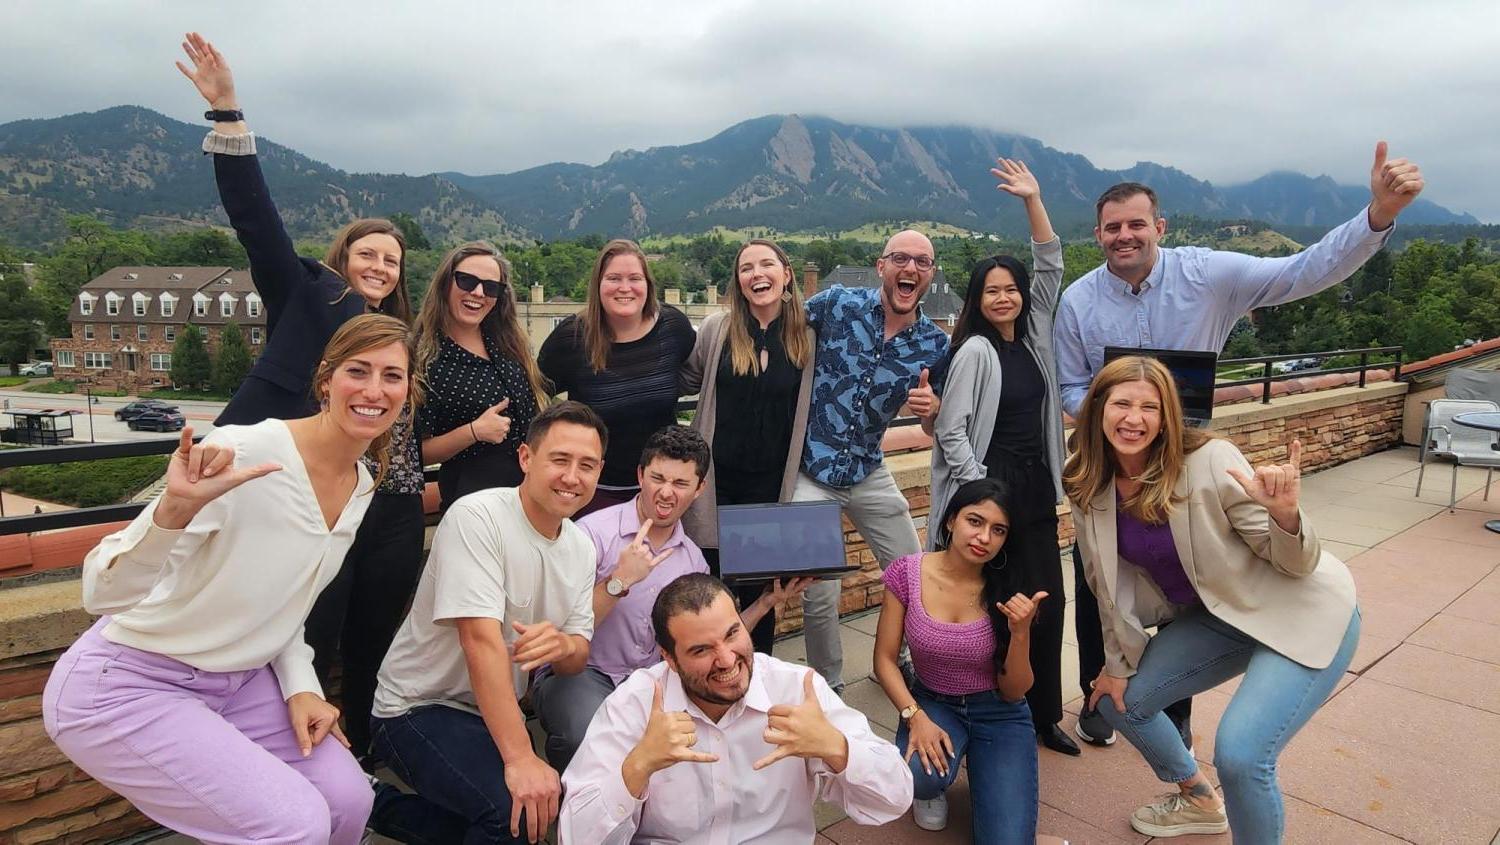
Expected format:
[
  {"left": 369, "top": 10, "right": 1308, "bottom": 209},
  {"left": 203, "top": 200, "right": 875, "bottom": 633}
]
[
  {"left": 881, "top": 252, "right": 936, "bottom": 271},
  {"left": 453, "top": 271, "right": 504, "bottom": 298}
]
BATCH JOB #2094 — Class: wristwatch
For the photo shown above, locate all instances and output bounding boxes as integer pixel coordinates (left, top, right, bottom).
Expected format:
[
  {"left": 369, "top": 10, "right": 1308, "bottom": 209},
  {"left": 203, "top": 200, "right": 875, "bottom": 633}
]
[
  {"left": 204, "top": 109, "right": 244, "bottom": 122},
  {"left": 899, "top": 703, "right": 921, "bottom": 721},
  {"left": 605, "top": 577, "right": 629, "bottom": 598}
]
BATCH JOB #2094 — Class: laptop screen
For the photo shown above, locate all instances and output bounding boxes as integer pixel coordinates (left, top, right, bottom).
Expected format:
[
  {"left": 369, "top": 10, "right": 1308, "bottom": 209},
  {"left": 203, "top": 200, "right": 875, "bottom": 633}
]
[
  {"left": 717, "top": 501, "right": 848, "bottom": 578},
  {"left": 1103, "top": 347, "right": 1218, "bottom": 423}
]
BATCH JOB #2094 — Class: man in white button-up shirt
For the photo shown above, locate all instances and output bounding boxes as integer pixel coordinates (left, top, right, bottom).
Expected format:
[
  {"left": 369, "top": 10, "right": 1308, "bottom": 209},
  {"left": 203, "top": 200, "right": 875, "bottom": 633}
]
[{"left": 560, "top": 574, "right": 912, "bottom": 844}]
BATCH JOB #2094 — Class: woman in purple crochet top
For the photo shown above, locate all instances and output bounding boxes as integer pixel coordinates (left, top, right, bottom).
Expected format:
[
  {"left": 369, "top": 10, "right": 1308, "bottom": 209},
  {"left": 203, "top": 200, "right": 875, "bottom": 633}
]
[{"left": 872, "top": 477, "right": 1048, "bottom": 842}]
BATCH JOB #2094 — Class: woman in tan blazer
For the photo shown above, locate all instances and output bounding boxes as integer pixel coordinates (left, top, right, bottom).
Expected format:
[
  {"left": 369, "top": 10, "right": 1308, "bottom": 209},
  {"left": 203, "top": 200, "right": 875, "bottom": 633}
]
[{"left": 1063, "top": 356, "right": 1359, "bottom": 844}]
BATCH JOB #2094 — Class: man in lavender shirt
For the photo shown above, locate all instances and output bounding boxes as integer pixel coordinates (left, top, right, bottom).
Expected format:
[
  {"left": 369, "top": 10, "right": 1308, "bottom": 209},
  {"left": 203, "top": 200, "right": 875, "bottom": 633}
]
[{"left": 532, "top": 425, "right": 795, "bottom": 773}]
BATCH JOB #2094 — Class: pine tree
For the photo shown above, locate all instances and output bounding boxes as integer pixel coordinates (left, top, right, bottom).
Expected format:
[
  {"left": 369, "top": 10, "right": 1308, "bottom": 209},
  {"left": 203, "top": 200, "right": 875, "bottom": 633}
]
[
  {"left": 212, "top": 322, "right": 252, "bottom": 395},
  {"left": 171, "top": 324, "right": 211, "bottom": 390}
]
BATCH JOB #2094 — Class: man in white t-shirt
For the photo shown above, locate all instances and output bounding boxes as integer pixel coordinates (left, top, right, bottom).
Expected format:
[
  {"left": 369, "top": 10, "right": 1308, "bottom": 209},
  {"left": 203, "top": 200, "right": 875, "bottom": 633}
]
[{"left": 368, "top": 401, "right": 606, "bottom": 845}]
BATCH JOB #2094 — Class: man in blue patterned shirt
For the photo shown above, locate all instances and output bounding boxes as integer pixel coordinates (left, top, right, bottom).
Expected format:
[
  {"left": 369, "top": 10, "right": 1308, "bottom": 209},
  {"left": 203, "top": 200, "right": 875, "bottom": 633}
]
[{"left": 795, "top": 229, "right": 950, "bottom": 690}]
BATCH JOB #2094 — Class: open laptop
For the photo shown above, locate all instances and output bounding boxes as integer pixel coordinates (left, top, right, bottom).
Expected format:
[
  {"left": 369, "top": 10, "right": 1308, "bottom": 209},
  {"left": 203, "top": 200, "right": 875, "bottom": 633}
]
[
  {"left": 716, "top": 501, "right": 856, "bottom": 583},
  {"left": 1103, "top": 346, "right": 1218, "bottom": 427}
]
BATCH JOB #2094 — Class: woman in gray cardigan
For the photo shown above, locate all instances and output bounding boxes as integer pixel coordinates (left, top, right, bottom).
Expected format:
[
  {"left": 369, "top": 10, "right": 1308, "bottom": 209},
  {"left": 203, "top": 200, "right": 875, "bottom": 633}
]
[
  {"left": 680, "top": 239, "right": 816, "bottom": 653},
  {"left": 927, "top": 159, "right": 1074, "bottom": 754}
]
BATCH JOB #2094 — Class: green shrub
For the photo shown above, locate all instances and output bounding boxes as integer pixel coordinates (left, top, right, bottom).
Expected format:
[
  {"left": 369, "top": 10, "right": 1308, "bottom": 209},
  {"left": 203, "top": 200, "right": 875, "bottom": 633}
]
[
  {"left": 22, "top": 379, "right": 76, "bottom": 394},
  {"left": 0, "top": 455, "right": 169, "bottom": 507}
]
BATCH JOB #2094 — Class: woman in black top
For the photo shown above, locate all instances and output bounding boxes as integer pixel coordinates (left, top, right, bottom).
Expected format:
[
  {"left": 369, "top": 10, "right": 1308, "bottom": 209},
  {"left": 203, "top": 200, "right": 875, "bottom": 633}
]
[
  {"left": 538, "top": 239, "right": 696, "bottom": 516},
  {"left": 413, "top": 242, "right": 547, "bottom": 508},
  {"left": 180, "top": 32, "right": 421, "bottom": 763}
]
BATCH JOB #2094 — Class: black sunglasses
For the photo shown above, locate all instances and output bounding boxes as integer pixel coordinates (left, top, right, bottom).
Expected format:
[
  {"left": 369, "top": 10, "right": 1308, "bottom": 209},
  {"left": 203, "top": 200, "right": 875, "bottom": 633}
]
[{"left": 453, "top": 271, "right": 504, "bottom": 298}]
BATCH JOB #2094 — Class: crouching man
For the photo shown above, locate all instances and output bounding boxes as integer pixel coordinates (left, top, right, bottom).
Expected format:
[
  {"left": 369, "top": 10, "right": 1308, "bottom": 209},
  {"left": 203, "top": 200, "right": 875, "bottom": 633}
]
[{"left": 559, "top": 574, "right": 912, "bottom": 843}]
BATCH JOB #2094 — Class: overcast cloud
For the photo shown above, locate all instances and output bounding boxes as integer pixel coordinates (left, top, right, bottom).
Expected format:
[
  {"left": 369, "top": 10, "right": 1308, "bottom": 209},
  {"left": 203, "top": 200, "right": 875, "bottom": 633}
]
[{"left": 4, "top": 0, "right": 1497, "bottom": 220}]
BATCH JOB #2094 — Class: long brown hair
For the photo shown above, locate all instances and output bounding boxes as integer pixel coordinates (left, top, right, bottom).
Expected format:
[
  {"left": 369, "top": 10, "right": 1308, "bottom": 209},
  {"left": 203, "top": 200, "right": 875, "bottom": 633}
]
[
  {"left": 1061, "top": 355, "right": 1214, "bottom": 524},
  {"left": 411, "top": 242, "right": 548, "bottom": 410},
  {"left": 578, "top": 239, "right": 660, "bottom": 373},
  {"left": 323, "top": 218, "right": 412, "bottom": 322},
  {"left": 311, "top": 313, "right": 423, "bottom": 488},
  {"left": 724, "top": 239, "right": 811, "bottom": 375}
]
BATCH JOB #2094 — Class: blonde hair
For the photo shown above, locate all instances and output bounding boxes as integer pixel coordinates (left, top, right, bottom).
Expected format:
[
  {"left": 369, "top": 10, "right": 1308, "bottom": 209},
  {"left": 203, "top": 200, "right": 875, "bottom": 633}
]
[
  {"left": 578, "top": 239, "right": 660, "bottom": 373},
  {"left": 311, "top": 313, "right": 422, "bottom": 488},
  {"left": 410, "top": 242, "right": 548, "bottom": 410},
  {"left": 724, "top": 239, "right": 812, "bottom": 374},
  {"left": 1061, "top": 355, "right": 1214, "bottom": 524},
  {"left": 323, "top": 218, "right": 411, "bottom": 322}
]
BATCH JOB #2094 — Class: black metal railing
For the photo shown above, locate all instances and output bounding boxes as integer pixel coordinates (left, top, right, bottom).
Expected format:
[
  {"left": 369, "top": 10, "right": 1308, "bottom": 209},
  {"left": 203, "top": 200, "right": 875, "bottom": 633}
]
[{"left": 1216, "top": 346, "right": 1402, "bottom": 405}]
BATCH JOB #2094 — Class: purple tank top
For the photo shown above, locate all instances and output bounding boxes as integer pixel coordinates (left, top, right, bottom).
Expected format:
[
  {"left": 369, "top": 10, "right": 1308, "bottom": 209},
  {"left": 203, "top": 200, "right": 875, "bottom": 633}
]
[
  {"left": 881, "top": 554, "right": 998, "bottom": 695},
  {"left": 1115, "top": 501, "right": 1198, "bottom": 605}
]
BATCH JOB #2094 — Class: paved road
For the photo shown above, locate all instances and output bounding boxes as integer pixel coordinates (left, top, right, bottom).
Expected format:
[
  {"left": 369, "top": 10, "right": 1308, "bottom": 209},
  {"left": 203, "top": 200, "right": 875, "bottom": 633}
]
[{"left": 0, "top": 385, "right": 224, "bottom": 444}]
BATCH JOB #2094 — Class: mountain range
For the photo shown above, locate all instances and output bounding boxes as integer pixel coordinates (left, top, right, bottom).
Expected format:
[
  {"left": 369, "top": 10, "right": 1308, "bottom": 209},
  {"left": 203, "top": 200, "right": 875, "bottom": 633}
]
[{"left": 0, "top": 106, "right": 1476, "bottom": 248}]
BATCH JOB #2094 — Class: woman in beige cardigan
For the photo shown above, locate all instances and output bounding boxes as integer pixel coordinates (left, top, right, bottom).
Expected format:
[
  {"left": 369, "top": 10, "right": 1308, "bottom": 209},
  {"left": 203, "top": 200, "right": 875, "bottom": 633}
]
[
  {"left": 679, "top": 239, "right": 816, "bottom": 652},
  {"left": 1064, "top": 356, "right": 1359, "bottom": 843}
]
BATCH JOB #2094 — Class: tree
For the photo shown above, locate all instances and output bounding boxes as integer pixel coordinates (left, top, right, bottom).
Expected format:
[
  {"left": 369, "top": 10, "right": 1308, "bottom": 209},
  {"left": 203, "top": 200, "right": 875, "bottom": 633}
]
[
  {"left": 389, "top": 212, "right": 433, "bottom": 251},
  {"left": 0, "top": 263, "right": 46, "bottom": 374},
  {"left": 33, "top": 215, "right": 154, "bottom": 335},
  {"left": 171, "top": 324, "right": 212, "bottom": 390},
  {"left": 155, "top": 228, "right": 248, "bottom": 267},
  {"left": 213, "top": 323, "right": 253, "bottom": 395}
]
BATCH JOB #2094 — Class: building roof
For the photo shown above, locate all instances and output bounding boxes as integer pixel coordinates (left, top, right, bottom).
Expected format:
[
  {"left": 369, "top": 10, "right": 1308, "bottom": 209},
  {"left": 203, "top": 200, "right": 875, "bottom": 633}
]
[
  {"left": 823, "top": 265, "right": 964, "bottom": 321},
  {"left": 70, "top": 266, "right": 265, "bottom": 326},
  {"left": 81, "top": 267, "right": 232, "bottom": 293}
]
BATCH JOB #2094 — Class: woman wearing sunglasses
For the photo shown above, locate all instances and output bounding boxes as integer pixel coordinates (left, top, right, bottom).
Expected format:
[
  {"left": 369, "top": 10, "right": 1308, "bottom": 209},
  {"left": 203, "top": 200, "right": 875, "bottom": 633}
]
[{"left": 414, "top": 242, "right": 548, "bottom": 509}]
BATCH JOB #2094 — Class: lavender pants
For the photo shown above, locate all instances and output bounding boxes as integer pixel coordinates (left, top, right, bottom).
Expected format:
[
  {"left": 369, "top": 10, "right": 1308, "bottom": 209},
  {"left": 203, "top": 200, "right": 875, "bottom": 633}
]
[{"left": 43, "top": 620, "right": 373, "bottom": 844}]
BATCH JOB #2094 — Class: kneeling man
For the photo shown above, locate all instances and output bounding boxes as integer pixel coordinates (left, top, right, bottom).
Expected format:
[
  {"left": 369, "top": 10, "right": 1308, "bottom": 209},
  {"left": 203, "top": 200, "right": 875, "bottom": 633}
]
[{"left": 560, "top": 574, "right": 912, "bottom": 843}]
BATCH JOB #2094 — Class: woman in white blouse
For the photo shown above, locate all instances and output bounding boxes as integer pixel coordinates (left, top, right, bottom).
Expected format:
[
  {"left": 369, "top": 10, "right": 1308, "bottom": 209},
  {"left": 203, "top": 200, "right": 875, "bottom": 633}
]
[{"left": 43, "top": 314, "right": 417, "bottom": 845}]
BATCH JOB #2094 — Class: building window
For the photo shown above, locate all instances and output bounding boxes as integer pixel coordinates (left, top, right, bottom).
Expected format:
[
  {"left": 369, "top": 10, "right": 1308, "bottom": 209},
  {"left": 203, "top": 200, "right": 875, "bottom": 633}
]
[
  {"left": 138, "top": 325, "right": 150, "bottom": 341},
  {"left": 110, "top": 325, "right": 121, "bottom": 341},
  {"left": 150, "top": 353, "right": 172, "bottom": 372},
  {"left": 160, "top": 295, "right": 176, "bottom": 317},
  {"left": 79, "top": 295, "right": 95, "bottom": 316},
  {"left": 250, "top": 327, "right": 263, "bottom": 345},
  {"left": 133, "top": 294, "right": 148, "bottom": 316},
  {"left": 106, "top": 298, "right": 120, "bottom": 316},
  {"left": 165, "top": 325, "right": 176, "bottom": 342},
  {"left": 84, "top": 352, "right": 112, "bottom": 369},
  {"left": 220, "top": 293, "right": 237, "bottom": 317},
  {"left": 194, "top": 296, "right": 209, "bottom": 317},
  {"left": 552, "top": 316, "right": 569, "bottom": 328},
  {"left": 56, "top": 350, "right": 75, "bottom": 368},
  {"left": 83, "top": 324, "right": 95, "bottom": 340},
  {"left": 247, "top": 294, "right": 262, "bottom": 317}
]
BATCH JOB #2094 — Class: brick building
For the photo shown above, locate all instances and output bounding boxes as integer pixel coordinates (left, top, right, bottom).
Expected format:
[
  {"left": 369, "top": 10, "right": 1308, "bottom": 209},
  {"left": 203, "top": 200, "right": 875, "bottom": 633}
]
[{"left": 49, "top": 266, "right": 268, "bottom": 391}]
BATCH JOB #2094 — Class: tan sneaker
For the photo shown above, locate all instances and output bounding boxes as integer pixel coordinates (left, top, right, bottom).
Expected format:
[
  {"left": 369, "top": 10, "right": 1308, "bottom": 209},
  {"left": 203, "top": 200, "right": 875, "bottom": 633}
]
[{"left": 1129, "top": 792, "right": 1228, "bottom": 837}]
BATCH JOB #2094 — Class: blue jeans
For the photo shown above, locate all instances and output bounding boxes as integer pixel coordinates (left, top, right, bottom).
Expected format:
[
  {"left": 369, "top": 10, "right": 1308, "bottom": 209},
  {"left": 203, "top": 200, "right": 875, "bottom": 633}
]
[
  {"left": 1098, "top": 605, "right": 1360, "bottom": 844},
  {"left": 369, "top": 706, "right": 530, "bottom": 845},
  {"left": 895, "top": 683, "right": 1038, "bottom": 844}
]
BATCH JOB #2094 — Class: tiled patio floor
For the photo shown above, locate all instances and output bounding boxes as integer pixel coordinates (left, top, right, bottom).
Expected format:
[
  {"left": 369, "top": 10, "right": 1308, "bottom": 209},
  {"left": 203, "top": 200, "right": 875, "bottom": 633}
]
[{"left": 149, "top": 447, "right": 1500, "bottom": 844}]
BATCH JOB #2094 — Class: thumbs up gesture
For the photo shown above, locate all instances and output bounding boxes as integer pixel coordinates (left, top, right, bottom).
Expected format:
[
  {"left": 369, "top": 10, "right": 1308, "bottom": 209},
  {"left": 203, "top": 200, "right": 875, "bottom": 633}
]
[
  {"left": 753, "top": 671, "right": 850, "bottom": 773},
  {"left": 906, "top": 367, "right": 939, "bottom": 420},
  {"left": 1226, "top": 438, "right": 1304, "bottom": 534},
  {"left": 470, "top": 397, "right": 512, "bottom": 444},
  {"left": 1367, "top": 141, "right": 1424, "bottom": 230}
]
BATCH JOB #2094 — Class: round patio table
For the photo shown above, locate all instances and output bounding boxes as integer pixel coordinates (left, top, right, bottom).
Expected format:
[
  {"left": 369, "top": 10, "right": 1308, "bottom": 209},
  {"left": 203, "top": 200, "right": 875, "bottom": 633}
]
[{"left": 1452, "top": 411, "right": 1500, "bottom": 534}]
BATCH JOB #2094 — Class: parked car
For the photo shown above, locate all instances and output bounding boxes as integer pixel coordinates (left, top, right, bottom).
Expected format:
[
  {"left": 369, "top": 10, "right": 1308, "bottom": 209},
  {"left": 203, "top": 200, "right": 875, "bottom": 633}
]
[
  {"left": 114, "top": 400, "right": 174, "bottom": 422},
  {"left": 127, "top": 408, "right": 186, "bottom": 432},
  {"left": 18, "top": 361, "right": 53, "bottom": 377}
]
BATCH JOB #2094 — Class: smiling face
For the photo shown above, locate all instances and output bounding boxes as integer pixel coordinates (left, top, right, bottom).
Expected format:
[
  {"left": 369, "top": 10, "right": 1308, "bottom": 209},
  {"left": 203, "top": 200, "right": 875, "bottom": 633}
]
[
  {"left": 876, "top": 230, "right": 936, "bottom": 316},
  {"left": 980, "top": 265, "right": 1024, "bottom": 332},
  {"left": 661, "top": 591, "right": 754, "bottom": 716},
  {"left": 321, "top": 340, "right": 410, "bottom": 442},
  {"left": 599, "top": 253, "right": 649, "bottom": 322},
  {"left": 735, "top": 243, "right": 791, "bottom": 315},
  {"left": 945, "top": 499, "right": 1010, "bottom": 567},
  {"left": 517, "top": 420, "right": 604, "bottom": 525},
  {"left": 1095, "top": 193, "right": 1165, "bottom": 284},
  {"left": 636, "top": 456, "right": 705, "bottom": 528},
  {"left": 1101, "top": 379, "right": 1164, "bottom": 467},
  {"left": 344, "top": 233, "right": 404, "bottom": 305},
  {"left": 445, "top": 254, "right": 501, "bottom": 331}
]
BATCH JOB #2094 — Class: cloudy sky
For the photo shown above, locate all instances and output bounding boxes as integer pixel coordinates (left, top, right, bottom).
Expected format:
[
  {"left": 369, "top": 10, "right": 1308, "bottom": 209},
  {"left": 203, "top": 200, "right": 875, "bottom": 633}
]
[{"left": 4, "top": 0, "right": 1498, "bottom": 220}]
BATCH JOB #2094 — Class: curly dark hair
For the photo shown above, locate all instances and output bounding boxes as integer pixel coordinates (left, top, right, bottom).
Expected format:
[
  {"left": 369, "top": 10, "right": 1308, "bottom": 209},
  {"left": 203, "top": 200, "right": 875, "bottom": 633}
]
[{"left": 638, "top": 424, "right": 710, "bottom": 482}]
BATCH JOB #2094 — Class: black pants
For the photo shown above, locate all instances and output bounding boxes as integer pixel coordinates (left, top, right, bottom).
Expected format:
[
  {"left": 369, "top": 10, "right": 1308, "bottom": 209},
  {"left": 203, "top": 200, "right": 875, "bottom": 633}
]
[
  {"left": 1072, "top": 544, "right": 1193, "bottom": 725},
  {"left": 991, "top": 456, "right": 1066, "bottom": 728},
  {"left": 703, "top": 547, "right": 776, "bottom": 654},
  {"left": 306, "top": 492, "right": 426, "bottom": 759}
]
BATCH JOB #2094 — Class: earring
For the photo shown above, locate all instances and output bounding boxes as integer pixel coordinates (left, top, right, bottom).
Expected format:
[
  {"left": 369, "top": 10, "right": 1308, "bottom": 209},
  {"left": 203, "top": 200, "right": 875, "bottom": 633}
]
[
  {"left": 780, "top": 290, "right": 792, "bottom": 303},
  {"left": 986, "top": 549, "right": 1009, "bottom": 571}
]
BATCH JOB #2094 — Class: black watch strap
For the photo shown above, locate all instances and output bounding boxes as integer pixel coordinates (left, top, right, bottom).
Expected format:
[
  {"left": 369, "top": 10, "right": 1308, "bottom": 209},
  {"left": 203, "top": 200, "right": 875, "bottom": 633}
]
[{"left": 204, "top": 109, "right": 244, "bottom": 122}]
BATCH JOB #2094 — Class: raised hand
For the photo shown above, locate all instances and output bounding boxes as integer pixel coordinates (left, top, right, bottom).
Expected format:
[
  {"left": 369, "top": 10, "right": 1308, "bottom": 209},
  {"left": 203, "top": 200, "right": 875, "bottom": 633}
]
[
  {"left": 175, "top": 32, "right": 238, "bottom": 110},
  {"left": 156, "top": 427, "right": 280, "bottom": 529},
  {"left": 997, "top": 591, "right": 1049, "bottom": 634},
  {"left": 1368, "top": 141, "right": 1424, "bottom": 230},
  {"left": 1226, "top": 438, "right": 1303, "bottom": 532},
  {"left": 626, "top": 681, "right": 720, "bottom": 784},
  {"left": 510, "top": 620, "right": 573, "bottom": 672},
  {"left": 286, "top": 692, "right": 348, "bottom": 758},
  {"left": 753, "top": 671, "right": 848, "bottom": 772},
  {"left": 470, "top": 397, "right": 512, "bottom": 444},
  {"left": 991, "top": 158, "right": 1040, "bottom": 201},
  {"left": 906, "top": 368, "right": 938, "bottom": 419},
  {"left": 612, "top": 518, "right": 674, "bottom": 589}
]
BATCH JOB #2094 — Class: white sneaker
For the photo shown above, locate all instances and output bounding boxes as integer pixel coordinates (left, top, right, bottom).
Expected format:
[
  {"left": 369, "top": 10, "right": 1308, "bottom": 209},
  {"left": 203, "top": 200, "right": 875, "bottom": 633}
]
[{"left": 913, "top": 794, "right": 949, "bottom": 831}]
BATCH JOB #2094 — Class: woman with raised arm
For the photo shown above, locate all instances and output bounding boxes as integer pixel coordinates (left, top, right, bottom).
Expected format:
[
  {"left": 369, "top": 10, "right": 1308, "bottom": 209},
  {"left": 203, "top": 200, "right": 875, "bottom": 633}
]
[
  {"left": 1064, "top": 356, "right": 1359, "bottom": 842},
  {"left": 412, "top": 242, "right": 547, "bottom": 509},
  {"left": 679, "top": 238, "right": 816, "bottom": 653},
  {"left": 873, "top": 477, "right": 1046, "bottom": 842},
  {"left": 177, "top": 33, "right": 425, "bottom": 768},
  {"left": 43, "top": 315, "right": 419, "bottom": 845},
  {"left": 926, "top": 159, "right": 1076, "bottom": 756},
  {"left": 538, "top": 239, "right": 696, "bottom": 516}
]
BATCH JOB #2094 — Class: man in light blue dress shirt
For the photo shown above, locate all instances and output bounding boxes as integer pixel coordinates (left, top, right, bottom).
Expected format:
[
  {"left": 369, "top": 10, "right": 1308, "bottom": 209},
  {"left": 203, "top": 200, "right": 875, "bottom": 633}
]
[{"left": 1055, "top": 141, "right": 1425, "bottom": 747}]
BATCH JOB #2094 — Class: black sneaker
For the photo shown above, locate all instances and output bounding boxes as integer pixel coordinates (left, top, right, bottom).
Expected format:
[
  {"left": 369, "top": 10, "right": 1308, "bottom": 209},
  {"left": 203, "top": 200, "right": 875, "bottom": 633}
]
[
  {"left": 1037, "top": 723, "right": 1082, "bottom": 756},
  {"left": 1170, "top": 710, "right": 1194, "bottom": 755},
  {"left": 1074, "top": 706, "right": 1116, "bottom": 746}
]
